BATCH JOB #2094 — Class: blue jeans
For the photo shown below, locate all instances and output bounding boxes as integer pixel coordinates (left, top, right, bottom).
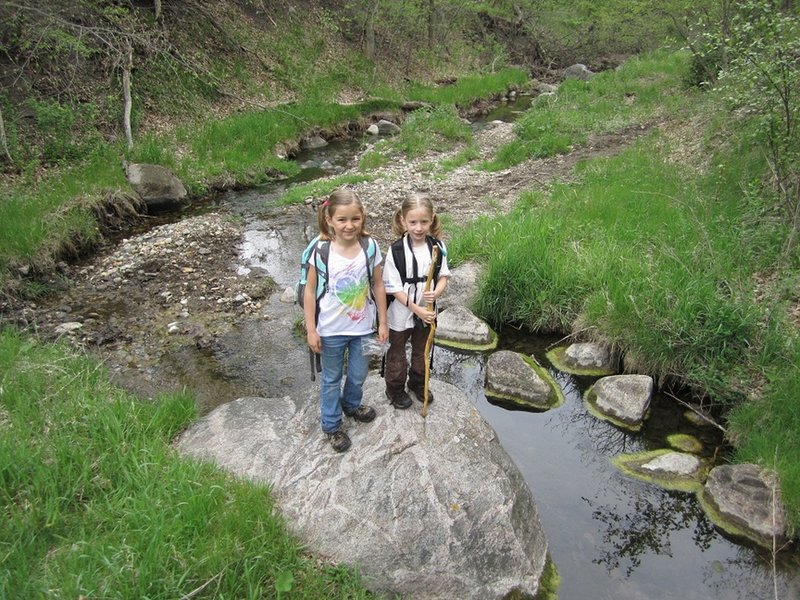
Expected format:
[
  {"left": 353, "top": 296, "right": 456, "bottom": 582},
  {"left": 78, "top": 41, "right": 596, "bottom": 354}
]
[{"left": 319, "top": 334, "right": 370, "bottom": 433}]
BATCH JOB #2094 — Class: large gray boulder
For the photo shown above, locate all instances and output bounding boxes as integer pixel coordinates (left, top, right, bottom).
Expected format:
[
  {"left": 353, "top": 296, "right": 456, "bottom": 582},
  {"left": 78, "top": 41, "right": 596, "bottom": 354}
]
[
  {"left": 175, "top": 375, "right": 548, "bottom": 600},
  {"left": 124, "top": 162, "right": 188, "bottom": 212}
]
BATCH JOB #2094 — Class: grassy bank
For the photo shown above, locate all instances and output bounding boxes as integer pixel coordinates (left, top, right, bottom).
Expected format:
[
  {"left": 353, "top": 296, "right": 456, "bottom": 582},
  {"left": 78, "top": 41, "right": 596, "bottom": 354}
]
[
  {"left": 447, "top": 50, "right": 800, "bottom": 530},
  {"left": 0, "top": 68, "right": 526, "bottom": 298},
  {"left": 0, "top": 328, "right": 372, "bottom": 598}
]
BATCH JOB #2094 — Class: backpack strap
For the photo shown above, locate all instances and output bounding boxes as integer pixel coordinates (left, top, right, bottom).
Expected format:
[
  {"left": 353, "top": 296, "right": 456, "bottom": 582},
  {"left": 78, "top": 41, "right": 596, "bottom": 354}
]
[{"left": 394, "top": 235, "right": 444, "bottom": 285}]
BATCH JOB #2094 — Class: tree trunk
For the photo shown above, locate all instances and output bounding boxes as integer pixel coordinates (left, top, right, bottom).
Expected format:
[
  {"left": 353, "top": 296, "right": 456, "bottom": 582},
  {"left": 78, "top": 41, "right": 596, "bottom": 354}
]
[
  {"left": 427, "top": 0, "right": 435, "bottom": 49},
  {"left": 122, "top": 40, "right": 134, "bottom": 151},
  {"left": 365, "top": 0, "right": 378, "bottom": 60},
  {"left": 0, "top": 104, "right": 12, "bottom": 165}
]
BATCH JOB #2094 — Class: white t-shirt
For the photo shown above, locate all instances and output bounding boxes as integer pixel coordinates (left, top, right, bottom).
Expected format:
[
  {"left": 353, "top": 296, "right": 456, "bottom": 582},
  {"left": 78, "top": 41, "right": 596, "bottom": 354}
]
[
  {"left": 383, "top": 236, "right": 450, "bottom": 331},
  {"left": 315, "top": 243, "right": 383, "bottom": 337}
]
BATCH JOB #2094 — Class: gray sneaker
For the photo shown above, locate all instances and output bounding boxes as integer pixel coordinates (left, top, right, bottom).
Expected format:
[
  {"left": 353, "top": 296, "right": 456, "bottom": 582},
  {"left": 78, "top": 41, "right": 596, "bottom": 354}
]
[
  {"left": 326, "top": 430, "right": 351, "bottom": 452},
  {"left": 385, "top": 389, "right": 412, "bottom": 409}
]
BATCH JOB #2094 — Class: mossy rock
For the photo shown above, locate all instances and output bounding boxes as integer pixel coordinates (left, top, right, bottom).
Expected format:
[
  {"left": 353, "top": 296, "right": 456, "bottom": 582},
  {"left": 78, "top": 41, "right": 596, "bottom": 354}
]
[
  {"left": 485, "top": 351, "right": 564, "bottom": 411},
  {"left": 613, "top": 449, "right": 708, "bottom": 493},
  {"left": 545, "top": 345, "right": 616, "bottom": 376},
  {"left": 584, "top": 390, "right": 647, "bottom": 432},
  {"left": 667, "top": 433, "right": 703, "bottom": 454}
]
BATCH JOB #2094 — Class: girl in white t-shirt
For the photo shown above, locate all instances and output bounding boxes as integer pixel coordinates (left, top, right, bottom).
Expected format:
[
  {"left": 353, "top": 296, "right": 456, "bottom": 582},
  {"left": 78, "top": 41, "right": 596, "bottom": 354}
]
[
  {"left": 382, "top": 193, "right": 450, "bottom": 409},
  {"left": 304, "top": 188, "right": 389, "bottom": 452}
]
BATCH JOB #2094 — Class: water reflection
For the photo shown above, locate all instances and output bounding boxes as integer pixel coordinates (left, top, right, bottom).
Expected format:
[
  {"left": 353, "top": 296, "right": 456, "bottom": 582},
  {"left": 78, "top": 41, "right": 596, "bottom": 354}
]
[
  {"left": 430, "top": 332, "right": 797, "bottom": 600},
  {"left": 586, "top": 486, "right": 716, "bottom": 576}
]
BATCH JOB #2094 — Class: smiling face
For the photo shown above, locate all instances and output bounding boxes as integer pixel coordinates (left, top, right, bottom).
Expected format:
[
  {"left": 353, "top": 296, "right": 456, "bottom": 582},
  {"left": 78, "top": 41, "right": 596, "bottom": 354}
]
[
  {"left": 326, "top": 202, "right": 365, "bottom": 243},
  {"left": 401, "top": 207, "right": 433, "bottom": 244}
]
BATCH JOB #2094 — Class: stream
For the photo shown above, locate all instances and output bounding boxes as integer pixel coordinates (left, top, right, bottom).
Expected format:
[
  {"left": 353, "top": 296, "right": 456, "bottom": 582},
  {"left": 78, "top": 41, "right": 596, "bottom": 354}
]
[{"left": 61, "top": 99, "right": 800, "bottom": 598}]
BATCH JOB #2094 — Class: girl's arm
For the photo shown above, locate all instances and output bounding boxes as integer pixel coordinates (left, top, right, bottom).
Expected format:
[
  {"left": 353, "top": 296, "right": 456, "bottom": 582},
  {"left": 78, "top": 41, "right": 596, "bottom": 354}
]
[
  {"left": 372, "top": 264, "right": 389, "bottom": 343},
  {"left": 304, "top": 266, "right": 322, "bottom": 353}
]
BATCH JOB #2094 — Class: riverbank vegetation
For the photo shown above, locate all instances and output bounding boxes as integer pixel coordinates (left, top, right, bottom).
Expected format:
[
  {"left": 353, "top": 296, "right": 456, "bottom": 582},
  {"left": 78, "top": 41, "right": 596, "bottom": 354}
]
[
  {"left": 447, "top": 22, "right": 800, "bottom": 530},
  {"left": 0, "top": 328, "right": 371, "bottom": 598},
  {"left": 1, "top": 0, "right": 799, "bottom": 594}
]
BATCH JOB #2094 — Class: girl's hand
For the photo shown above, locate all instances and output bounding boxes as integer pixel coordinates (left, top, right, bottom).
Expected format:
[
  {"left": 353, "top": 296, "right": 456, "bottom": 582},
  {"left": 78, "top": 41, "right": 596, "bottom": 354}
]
[
  {"left": 307, "top": 330, "right": 321, "bottom": 354},
  {"left": 377, "top": 322, "right": 389, "bottom": 343},
  {"left": 422, "top": 290, "right": 437, "bottom": 304},
  {"left": 416, "top": 307, "right": 436, "bottom": 326}
]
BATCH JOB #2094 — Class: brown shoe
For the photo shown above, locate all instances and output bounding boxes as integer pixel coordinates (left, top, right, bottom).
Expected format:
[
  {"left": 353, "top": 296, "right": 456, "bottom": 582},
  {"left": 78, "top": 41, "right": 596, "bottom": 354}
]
[
  {"left": 385, "top": 390, "right": 412, "bottom": 409},
  {"left": 408, "top": 387, "right": 434, "bottom": 404},
  {"left": 345, "top": 404, "right": 376, "bottom": 423},
  {"left": 326, "top": 430, "right": 351, "bottom": 452}
]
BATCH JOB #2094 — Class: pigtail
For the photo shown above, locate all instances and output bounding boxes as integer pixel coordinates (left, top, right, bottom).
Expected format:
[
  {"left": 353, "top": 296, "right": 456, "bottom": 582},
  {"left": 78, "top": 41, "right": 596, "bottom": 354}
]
[
  {"left": 317, "top": 200, "right": 333, "bottom": 240},
  {"left": 429, "top": 213, "right": 442, "bottom": 239},
  {"left": 391, "top": 207, "right": 406, "bottom": 237}
]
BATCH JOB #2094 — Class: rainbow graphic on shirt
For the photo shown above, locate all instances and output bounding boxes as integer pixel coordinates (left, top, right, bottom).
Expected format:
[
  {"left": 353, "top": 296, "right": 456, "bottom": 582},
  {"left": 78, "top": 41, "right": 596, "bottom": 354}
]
[{"left": 331, "top": 264, "right": 369, "bottom": 322}]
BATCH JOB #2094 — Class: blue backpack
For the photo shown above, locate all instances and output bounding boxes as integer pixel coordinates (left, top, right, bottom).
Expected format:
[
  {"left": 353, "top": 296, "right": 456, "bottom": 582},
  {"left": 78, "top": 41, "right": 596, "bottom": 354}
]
[{"left": 295, "top": 235, "right": 378, "bottom": 318}]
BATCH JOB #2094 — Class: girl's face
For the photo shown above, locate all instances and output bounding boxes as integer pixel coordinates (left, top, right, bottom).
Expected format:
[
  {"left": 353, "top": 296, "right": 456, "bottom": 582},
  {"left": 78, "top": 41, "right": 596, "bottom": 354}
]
[
  {"left": 401, "top": 207, "right": 433, "bottom": 244},
  {"left": 326, "top": 202, "right": 364, "bottom": 243}
]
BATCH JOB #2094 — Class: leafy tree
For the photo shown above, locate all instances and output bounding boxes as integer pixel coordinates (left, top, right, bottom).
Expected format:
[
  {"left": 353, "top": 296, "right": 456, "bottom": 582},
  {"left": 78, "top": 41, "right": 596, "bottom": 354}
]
[{"left": 716, "top": 1, "right": 800, "bottom": 257}]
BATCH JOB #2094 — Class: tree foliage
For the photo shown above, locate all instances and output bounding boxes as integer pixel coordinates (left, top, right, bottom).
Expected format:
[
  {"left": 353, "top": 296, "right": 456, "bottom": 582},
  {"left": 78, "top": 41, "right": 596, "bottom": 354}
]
[{"left": 686, "top": 0, "right": 800, "bottom": 258}]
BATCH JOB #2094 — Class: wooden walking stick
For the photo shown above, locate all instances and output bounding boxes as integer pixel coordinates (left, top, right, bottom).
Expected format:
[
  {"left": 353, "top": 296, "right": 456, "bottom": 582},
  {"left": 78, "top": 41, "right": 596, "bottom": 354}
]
[{"left": 421, "top": 246, "right": 439, "bottom": 418}]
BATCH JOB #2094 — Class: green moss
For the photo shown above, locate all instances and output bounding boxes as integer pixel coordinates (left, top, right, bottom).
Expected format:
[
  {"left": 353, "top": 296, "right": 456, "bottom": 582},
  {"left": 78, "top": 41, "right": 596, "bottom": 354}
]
[
  {"left": 435, "top": 328, "right": 499, "bottom": 352},
  {"left": 667, "top": 433, "right": 703, "bottom": 454},
  {"left": 613, "top": 449, "right": 707, "bottom": 493},
  {"left": 532, "top": 555, "right": 560, "bottom": 600}
]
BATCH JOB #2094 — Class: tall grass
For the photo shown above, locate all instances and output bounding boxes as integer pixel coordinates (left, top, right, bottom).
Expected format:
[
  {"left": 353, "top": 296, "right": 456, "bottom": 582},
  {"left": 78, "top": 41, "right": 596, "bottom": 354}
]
[
  {"left": 404, "top": 68, "right": 529, "bottom": 106},
  {"left": 482, "top": 50, "right": 692, "bottom": 171},
  {"left": 450, "top": 135, "right": 782, "bottom": 400},
  {"left": 0, "top": 327, "right": 370, "bottom": 598}
]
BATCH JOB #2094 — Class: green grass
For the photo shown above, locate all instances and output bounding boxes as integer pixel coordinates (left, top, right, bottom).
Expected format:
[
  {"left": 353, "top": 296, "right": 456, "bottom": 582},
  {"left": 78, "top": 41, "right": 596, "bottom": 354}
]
[
  {"left": 404, "top": 68, "right": 529, "bottom": 107},
  {"left": 0, "top": 327, "right": 371, "bottom": 598},
  {"left": 0, "top": 147, "right": 127, "bottom": 281},
  {"left": 452, "top": 133, "right": 780, "bottom": 398},
  {"left": 482, "top": 50, "right": 693, "bottom": 171},
  {"left": 277, "top": 174, "right": 374, "bottom": 206}
]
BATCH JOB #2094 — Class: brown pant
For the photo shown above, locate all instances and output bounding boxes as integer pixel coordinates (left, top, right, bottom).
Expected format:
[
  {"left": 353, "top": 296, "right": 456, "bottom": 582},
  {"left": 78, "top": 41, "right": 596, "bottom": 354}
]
[{"left": 385, "top": 325, "right": 431, "bottom": 395}]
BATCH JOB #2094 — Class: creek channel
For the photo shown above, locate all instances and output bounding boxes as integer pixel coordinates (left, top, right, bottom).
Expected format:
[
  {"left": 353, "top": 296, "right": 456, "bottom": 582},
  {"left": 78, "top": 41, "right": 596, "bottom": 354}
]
[{"left": 99, "top": 100, "right": 799, "bottom": 598}]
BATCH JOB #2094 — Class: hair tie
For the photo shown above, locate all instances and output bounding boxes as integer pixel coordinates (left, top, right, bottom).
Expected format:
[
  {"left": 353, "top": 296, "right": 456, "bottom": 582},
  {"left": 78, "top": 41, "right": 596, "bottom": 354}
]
[{"left": 322, "top": 199, "right": 330, "bottom": 208}]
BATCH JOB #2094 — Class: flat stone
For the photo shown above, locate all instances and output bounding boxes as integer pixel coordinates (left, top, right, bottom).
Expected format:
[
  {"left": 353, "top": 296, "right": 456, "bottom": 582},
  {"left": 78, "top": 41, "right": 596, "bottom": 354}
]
[
  {"left": 585, "top": 374, "right": 652, "bottom": 430},
  {"left": 435, "top": 305, "right": 497, "bottom": 351},
  {"left": 176, "top": 375, "right": 548, "bottom": 600},
  {"left": 485, "top": 350, "right": 562, "bottom": 411},
  {"left": 702, "top": 464, "right": 788, "bottom": 548}
]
